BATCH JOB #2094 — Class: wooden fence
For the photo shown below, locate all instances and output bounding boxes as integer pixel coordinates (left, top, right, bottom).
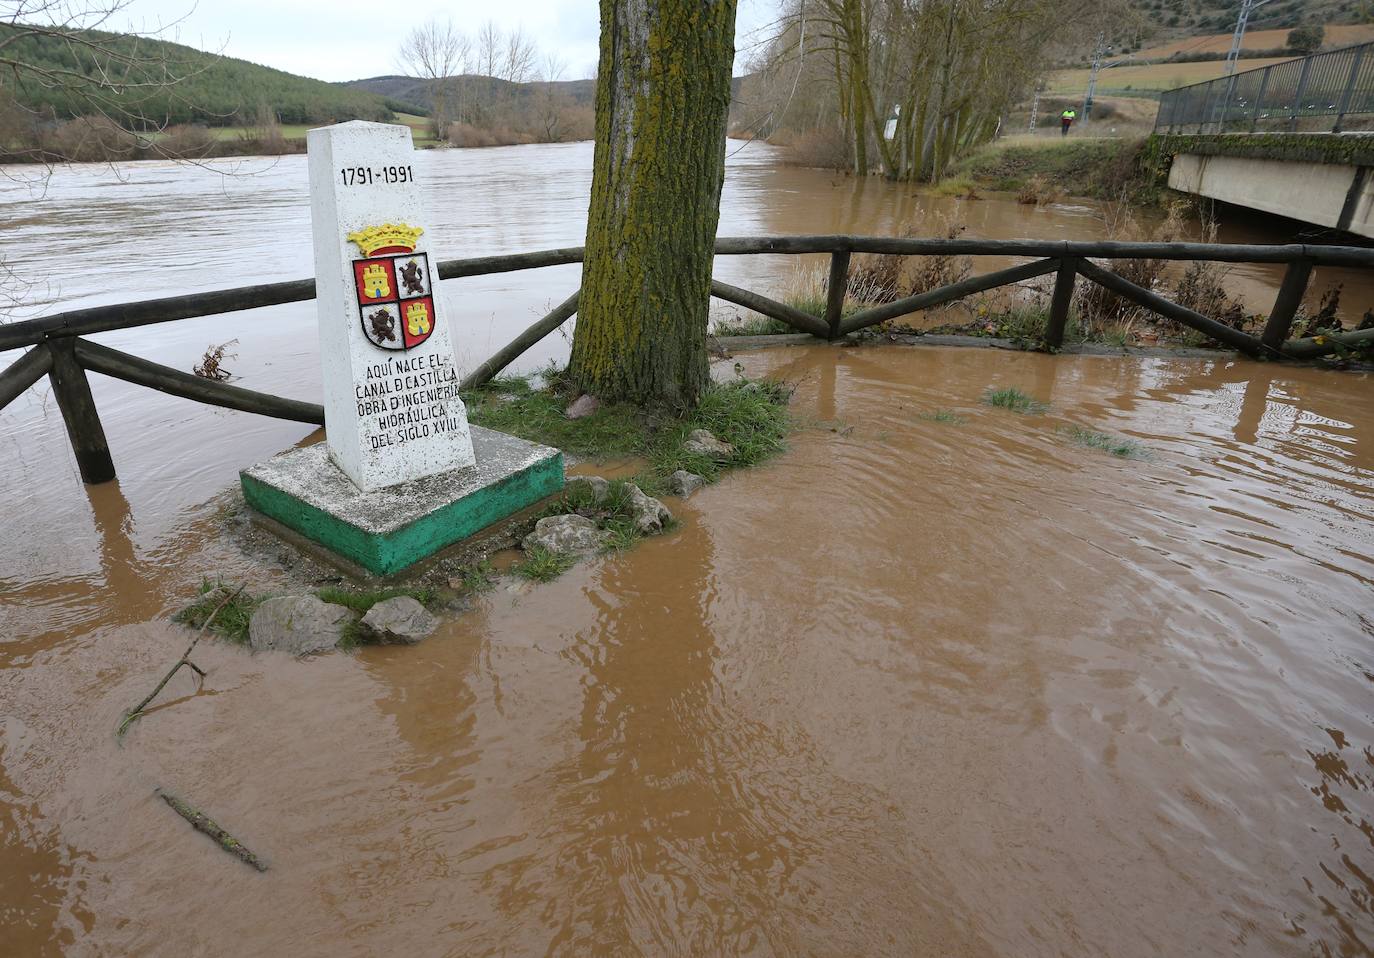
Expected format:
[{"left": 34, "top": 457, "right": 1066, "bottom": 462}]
[{"left": 2, "top": 235, "right": 1372, "bottom": 485}]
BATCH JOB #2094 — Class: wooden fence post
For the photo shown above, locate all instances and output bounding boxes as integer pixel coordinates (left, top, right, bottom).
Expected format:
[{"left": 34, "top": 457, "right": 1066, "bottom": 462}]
[
  {"left": 47, "top": 337, "right": 115, "bottom": 483},
  {"left": 824, "top": 249, "right": 851, "bottom": 340},
  {"left": 1044, "top": 257, "right": 1078, "bottom": 350},
  {"left": 1260, "top": 258, "right": 1313, "bottom": 352}
]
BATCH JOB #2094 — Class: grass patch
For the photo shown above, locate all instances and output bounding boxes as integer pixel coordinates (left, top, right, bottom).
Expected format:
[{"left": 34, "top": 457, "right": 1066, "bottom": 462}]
[
  {"left": 919, "top": 408, "right": 966, "bottom": 424},
  {"left": 931, "top": 175, "right": 979, "bottom": 197},
  {"left": 470, "top": 372, "right": 793, "bottom": 490},
  {"left": 453, "top": 560, "right": 496, "bottom": 594},
  {"left": 172, "top": 580, "right": 262, "bottom": 645},
  {"left": 337, "top": 619, "right": 367, "bottom": 651},
  {"left": 648, "top": 379, "right": 792, "bottom": 483},
  {"left": 513, "top": 546, "right": 576, "bottom": 582},
  {"left": 982, "top": 386, "right": 1048, "bottom": 414},
  {"left": 600, "top": 515, "right": 642, "bottom": 552},
  {"left": 1060, "top": 425, "right": 1148, "bottom": 459},
  {"left": 314, "top": 585, "right": 436, "bottom": 613},
  {"left": 468, "top": 379, "right": 647, "bottom": 459}
]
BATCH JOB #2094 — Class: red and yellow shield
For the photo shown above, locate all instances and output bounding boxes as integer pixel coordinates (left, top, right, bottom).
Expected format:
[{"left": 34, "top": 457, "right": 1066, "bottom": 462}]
[{"left": 346, "top": 223, "right": 436, "bottom": 351}]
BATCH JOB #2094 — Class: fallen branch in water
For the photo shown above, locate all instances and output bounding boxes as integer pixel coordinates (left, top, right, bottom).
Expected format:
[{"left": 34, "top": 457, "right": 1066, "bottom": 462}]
[
  {"left": 157, "top": 789, "right": 268, "bottom": 872},
  {"left": 118, "top": 583, "right": 245, "bottom": 739}
]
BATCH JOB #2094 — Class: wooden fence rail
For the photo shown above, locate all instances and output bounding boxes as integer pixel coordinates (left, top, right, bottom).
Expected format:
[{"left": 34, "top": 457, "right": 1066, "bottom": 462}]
[{"left": 3, "top": 234, "right": 1373, "bottom": 485}]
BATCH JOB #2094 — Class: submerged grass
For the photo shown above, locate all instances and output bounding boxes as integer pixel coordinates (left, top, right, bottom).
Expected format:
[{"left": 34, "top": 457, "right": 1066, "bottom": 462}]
[
  {"left": 173, "top": 579, "right": 262, "bottom": 645},
  {"left": 1060, "top": 425, "right": 1148, "bottom": 459},
  {"left": 983, "top": 387, "right": 1048, "bottom": 414},
  {"left": 514, "top": 545, "right": 576, "bottom": 582},
  {"left": 453, "top": 559, "right": 497, "bottom": 594},
  {"left": 919, "top": 408, "right": 966, "bottom": 424}
]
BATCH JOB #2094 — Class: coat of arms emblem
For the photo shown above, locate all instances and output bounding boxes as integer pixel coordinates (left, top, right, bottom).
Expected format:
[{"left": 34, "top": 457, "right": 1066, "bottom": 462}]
[{"left": 345, "top": 223, "right": 436, "bottom": 351}]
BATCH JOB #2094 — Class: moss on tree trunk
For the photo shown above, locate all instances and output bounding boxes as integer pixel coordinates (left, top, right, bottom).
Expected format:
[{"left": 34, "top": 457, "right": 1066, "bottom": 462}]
[{"left": 570, "top": 0, "right": 738, "bottom": 407}]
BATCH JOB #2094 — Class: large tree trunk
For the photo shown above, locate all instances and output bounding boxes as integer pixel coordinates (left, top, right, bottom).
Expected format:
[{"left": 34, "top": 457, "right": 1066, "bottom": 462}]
[{"left": 569, "top": 0, "right": 737, "bottom": 407}]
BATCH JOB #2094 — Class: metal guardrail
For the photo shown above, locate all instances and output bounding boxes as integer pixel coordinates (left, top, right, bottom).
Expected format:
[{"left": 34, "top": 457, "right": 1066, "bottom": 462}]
[
  {"left": 4, "top": 235, "right": 1374, "bottom": 485},
  {"left": 1156, "top": 40, "right": 1374, "bottom": 134}
]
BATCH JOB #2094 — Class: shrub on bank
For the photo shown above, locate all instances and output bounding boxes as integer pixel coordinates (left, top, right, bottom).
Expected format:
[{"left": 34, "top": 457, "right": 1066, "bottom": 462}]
[{"left": 771, "top": 125, "right": 851, "bottom": 170}]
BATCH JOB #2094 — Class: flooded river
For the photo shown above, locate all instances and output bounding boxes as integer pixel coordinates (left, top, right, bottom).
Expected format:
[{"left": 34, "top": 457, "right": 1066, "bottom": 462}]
[{"left": 3, "top": 143, "right": 1374, "bottom": 955}]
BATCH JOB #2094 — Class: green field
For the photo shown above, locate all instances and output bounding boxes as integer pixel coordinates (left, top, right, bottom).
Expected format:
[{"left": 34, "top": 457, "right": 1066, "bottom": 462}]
[{"left": 1048, "top": 57, "right": 1295, "bottom": 96}]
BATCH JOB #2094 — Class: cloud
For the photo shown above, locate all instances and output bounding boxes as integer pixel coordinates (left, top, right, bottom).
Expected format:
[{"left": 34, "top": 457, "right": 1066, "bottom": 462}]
[{"left": 119, "top": 0, "right": 774, "bottom": 83}]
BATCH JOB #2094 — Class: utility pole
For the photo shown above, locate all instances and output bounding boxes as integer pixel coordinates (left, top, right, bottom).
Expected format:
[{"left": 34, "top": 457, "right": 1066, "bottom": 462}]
[
  {"left": 1029, "top": 81, "right": 1042, "bottom": 134},
  {"left": 1083, "top": 35, "right": 1133, "bottom": 126},
  {"left": 1082, "top": 34, "right": 1106, "bottom": 126},
  {"left": 1224, "top": 0, "right": 1275, "bottom": 75}
]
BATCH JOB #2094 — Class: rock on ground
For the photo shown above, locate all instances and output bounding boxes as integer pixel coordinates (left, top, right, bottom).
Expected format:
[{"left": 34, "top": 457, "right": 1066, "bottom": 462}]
[
  {"left": 683, "top": 428, "right": 736, "bottom": 460},
  {"left": 626, "top": 484, "right": 673, "bottom": 535},
  {"left": 668, "top": 470, "right": 705, "bottom": 498},
  {"left": 522, "top": 514, "right": 609, "bottom": 556},
  {"left": 566, "top": 475, "right": 610, "bottom": 505},
  {"left": 249, "top": 596, "right": 353, "bottom": 655},
  {"left": 565, "top": 394, "right": 600, "bottom": 419},
  {"left": 360, "top": 596, "right": 438, "bottom": 645}
]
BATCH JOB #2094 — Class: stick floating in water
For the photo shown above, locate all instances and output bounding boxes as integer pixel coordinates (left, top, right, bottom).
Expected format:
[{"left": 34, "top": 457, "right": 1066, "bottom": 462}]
[{"left": 157, "top": 789, "right": 268, "bottom": 872}]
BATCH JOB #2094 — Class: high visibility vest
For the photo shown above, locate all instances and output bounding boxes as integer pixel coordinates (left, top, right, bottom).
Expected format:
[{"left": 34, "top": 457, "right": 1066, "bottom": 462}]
[{"left": 1061, "top": 110, "right": 1076, "bottom": 120}]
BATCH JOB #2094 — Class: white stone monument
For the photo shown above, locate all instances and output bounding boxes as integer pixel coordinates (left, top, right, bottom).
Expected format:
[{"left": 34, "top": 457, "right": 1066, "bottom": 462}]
[
  {"left": 239, "top": 121, "right": 563, "bottom": 576},
  {"left": 306, "top": 120, "right": 475, "bottom": 491}
]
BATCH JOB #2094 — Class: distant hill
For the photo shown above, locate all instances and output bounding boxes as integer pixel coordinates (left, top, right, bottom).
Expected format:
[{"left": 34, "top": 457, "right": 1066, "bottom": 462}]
[
  {"left": 1134, "top": 21, "right": 1374, "bottom": 59},
  {"left": 346, "top": 74, "right": 749, "bottom": 115},
  {"left": 1123, "top": 1, "right": 1372, "bottom": 48},
  {"left": 345, "top": 75, "right": 597, "bottom": 114},
  {"left": 0, "top": 22, "right": 399, "bottom": 127}
]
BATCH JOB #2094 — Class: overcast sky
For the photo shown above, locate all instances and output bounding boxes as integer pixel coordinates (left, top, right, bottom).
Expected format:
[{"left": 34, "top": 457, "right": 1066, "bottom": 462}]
[{"left": 110, "top": 0, "right": 778, "bottom": 83}]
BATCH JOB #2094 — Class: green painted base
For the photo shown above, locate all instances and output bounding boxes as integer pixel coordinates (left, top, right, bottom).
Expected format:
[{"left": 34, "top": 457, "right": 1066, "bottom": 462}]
[{"left": 240, "top": 426, "right": 564, "bottom": 575}]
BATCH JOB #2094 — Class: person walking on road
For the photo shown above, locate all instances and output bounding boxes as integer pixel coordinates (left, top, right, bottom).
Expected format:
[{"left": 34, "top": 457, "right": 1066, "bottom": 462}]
[{"left": 1059, "top": 108, "right": 1077, "bottom": 136}]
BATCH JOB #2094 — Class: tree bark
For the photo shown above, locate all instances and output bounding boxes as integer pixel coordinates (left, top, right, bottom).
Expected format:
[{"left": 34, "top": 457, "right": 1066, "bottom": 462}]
[{"left": 569, "top": 0, "right": 738, "bottom": 407}]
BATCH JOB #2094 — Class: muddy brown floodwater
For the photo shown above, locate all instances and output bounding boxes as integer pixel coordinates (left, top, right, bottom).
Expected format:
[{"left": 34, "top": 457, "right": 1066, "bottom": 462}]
[
  {"left": 3, "top": 342, "right": 1373, "bottom": 956},
  {"left": 3, "top": 142, "right": 1374, "bottom": 955}
]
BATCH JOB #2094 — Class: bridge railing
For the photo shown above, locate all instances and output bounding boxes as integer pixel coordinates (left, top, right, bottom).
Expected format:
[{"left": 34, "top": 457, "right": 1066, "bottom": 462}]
[
  {"left": 3, "top": 235, "right": 1373, "bottom": 484},
  {"left": 1156, "top": 40, "right": 1374, "bottom": 134}
]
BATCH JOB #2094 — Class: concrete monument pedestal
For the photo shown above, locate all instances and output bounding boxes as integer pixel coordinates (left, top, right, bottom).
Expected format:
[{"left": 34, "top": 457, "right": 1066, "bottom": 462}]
[
  {"left": 239, "top": 120, "right": 564, "bottom": 573},
  {"left": 242, "top": 427, "right": 563, "bottom": 575}
]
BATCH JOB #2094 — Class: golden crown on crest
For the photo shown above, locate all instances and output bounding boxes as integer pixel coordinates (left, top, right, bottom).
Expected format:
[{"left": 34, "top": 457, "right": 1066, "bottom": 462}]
[{"left": 347, "top": 223, "right": 424, "bottom": 257}]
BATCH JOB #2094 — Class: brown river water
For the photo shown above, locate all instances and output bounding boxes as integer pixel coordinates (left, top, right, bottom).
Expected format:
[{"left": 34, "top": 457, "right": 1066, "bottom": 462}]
[{"left": 3, "top": 142, "right": 1374, "bottom": 956}]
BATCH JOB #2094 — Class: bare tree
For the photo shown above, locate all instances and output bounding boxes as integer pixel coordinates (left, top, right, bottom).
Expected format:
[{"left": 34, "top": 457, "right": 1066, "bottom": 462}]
[
  {"left": 501, "top": 26, "right": 537, "bottom": 84},
  {"left": 397, "top": 17, "right": 469, "bottom": 141},
  {"left": 476, "top": 20, "right": 502, "bottom": 78},
  {"left": 535, "top": 52, "right": 567, "bottom": 142},
  {"left": 747, "top": 0, "right": 1135, "bottom": 181}
]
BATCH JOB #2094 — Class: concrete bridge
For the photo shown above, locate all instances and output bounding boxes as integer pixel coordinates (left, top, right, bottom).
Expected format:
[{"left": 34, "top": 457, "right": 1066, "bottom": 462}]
[
  {"left": 1158, "top": 133, "right": 1374, "bottom": 238},
  {"left": 1154, "top": 41, "right": 1374, "bottom": 237}
]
